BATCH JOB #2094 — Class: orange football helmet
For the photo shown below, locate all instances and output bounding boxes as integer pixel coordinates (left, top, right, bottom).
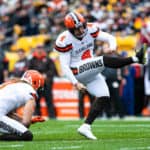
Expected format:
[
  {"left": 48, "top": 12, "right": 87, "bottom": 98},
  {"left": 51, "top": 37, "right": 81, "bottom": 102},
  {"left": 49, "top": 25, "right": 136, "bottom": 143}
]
[
  {"left": 21, "top": 70, "right": 44, "bottom": 90},
  {"left": 64, "top": 12, "right": 87, "bottom": 38}
]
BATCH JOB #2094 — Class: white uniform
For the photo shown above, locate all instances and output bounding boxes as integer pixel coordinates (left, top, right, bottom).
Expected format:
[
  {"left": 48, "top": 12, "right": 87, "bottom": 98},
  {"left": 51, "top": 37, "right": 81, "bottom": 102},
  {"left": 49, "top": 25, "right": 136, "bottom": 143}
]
[
  {"left": 55, "top": 23, "right": 117, "bottom": 97},
  {"left": 0, "top": 81, "right": 36, "bottom": 135}
]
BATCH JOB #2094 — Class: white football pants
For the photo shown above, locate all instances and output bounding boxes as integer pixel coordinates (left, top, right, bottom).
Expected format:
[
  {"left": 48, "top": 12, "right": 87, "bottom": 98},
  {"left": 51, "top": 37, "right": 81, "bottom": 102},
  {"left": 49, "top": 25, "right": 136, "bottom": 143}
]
[
  {"left": 74, "top": 56, "right": 110, "bottom": 97},
  {"left": 0, "top": 116, "right": 28, "bottom": 136}
]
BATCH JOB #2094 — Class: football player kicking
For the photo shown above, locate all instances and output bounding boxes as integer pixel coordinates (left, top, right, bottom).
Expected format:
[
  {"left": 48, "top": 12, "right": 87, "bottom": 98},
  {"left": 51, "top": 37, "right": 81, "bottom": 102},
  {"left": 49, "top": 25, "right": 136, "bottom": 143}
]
[
  {"left": 54, "top": 11, "right": 146, "bottom": 140},
  {"left": 0, "top": 70, "right": 45, "bottom": 141}
]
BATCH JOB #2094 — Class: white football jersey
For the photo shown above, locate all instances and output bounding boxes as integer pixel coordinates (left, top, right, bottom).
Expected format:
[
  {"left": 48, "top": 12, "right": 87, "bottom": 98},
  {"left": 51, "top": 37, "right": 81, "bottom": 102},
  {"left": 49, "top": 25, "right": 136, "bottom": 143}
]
[
  {"left": 0, "top": 81, "right": 37, "bottom": 115},
  {"left": 54, "top": 23, "right": 117, "bottom": 84}
]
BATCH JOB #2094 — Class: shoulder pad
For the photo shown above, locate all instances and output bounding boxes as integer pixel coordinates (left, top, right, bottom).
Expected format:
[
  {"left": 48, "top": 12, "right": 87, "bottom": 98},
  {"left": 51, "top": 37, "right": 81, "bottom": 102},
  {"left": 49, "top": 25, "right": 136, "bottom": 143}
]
[
  {"left": 87, "top": 23, "right": 100, "bottom": 38},
  {"left": 54, "top": 31, "right": 72, "bottom": 52}
]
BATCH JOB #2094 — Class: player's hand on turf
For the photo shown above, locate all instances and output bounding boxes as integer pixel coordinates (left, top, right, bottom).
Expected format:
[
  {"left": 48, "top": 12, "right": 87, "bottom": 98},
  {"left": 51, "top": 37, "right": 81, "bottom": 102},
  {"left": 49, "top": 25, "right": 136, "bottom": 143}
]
[
  {"left": 74, "top": 82, "right": 87, "bottom": 92},
  {"left": 31, "top": 116, "right": 46, "bottom": 124}
]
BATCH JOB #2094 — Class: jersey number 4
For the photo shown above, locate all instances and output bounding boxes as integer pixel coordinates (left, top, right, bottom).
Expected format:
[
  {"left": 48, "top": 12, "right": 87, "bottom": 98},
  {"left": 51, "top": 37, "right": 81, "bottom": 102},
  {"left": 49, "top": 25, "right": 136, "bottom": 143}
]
[{"left": 81, "top": 50, "right": 91, "bottom": 60}]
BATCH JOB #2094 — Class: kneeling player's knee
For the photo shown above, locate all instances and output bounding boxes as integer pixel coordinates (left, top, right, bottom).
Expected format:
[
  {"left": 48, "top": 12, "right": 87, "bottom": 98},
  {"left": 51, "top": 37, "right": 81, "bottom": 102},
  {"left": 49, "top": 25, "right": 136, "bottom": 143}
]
[{"left": 22, "top": 131, "right": 33, "bottom": 141}]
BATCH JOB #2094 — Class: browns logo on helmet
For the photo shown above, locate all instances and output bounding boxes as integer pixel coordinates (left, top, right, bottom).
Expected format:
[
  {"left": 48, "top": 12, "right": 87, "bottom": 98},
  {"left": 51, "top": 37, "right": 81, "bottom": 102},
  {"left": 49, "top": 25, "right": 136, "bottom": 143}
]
[
  {"left": 21, "top": 70, "right": 44, "bottom": 90},
  {"left": 64, "top": 12, "right": 87, "bottom": 39}
]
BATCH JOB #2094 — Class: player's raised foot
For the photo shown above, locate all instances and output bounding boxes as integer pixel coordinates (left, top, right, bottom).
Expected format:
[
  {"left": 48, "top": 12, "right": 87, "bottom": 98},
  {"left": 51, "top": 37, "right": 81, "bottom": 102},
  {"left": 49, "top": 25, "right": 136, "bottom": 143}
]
[
  {"left": 135, "top": 44, "right": 147, "bottom": 64},
  {"left": 77, "top": 124, "right": 97, "bottom": 140}
]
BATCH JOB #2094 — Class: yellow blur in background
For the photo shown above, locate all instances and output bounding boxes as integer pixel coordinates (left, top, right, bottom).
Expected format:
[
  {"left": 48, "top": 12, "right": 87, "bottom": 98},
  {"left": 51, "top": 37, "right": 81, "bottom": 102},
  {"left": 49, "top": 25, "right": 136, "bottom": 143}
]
[
  {"left": 11, "top": 35, "right": 50, "bottom": 52},
  {"left": 7, "top": 34, "right": 139, "bottom": 72}
]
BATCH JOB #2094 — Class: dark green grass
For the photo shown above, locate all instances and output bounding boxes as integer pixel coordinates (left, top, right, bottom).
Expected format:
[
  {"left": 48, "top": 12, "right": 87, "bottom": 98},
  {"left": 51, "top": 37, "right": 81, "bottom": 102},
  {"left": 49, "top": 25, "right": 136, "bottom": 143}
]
[{"left": 0, "top": 119, "right": 150, "bottom": 150}]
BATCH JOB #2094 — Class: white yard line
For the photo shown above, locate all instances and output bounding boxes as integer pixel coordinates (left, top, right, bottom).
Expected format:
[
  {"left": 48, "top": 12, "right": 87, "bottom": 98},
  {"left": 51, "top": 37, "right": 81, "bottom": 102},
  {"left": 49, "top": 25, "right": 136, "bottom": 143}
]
[
  {"left": 50, "top": 146, "right": 81, "bottom": 150},
  {"left": 0, "top": 144, "right": 23, "bottom": 148},
  {"left": 120, "top": 146, "right": 150, "bottom": 150},
  {"left": 104, "top": 138, "right": 149, "bottom": 142}
]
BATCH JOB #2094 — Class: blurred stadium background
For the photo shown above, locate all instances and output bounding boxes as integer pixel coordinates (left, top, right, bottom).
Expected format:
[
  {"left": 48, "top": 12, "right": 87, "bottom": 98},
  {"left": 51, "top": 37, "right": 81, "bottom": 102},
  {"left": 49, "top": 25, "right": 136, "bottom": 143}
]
[{"left": 0, "top": 0, "right": 150, "bottom": 149}]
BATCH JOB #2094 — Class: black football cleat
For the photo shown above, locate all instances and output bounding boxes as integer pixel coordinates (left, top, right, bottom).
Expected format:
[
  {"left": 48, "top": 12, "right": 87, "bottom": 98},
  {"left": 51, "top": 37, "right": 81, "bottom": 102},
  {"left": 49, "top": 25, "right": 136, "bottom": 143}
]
[{"left": 135, "top": 44, "right": 147, "bottom": 64}]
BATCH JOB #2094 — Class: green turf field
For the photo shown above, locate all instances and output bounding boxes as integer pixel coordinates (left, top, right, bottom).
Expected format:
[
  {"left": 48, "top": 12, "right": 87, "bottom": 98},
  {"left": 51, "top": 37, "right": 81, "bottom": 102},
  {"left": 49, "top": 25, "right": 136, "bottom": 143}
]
[{"left": 0, "top": 119, "right": 150, "bottom": 150}]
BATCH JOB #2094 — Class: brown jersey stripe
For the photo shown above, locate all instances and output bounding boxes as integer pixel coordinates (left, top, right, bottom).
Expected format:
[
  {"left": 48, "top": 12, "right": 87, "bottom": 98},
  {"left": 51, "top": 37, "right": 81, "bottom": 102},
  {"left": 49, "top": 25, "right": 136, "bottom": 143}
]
[
  {"left": 55, "top": 44, "right": 72, "bottom": 52},
  {"left": 70, "top": 67, "right": 78, "bottom": 75}
]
